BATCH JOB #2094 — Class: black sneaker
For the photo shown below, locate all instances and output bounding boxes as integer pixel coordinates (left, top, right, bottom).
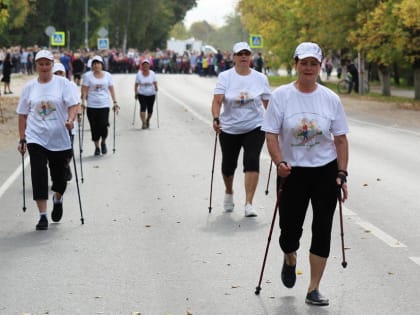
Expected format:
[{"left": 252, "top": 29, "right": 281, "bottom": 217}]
[
  {"left": 65, "top": 166, "right": 72, "bottom": 181},
  {"left": 306, "top": 289, "right": 329, "bottom": 306},
  {"left": 94, "top": 147, "right": 101, "bottom": 156},
  {"left": 51, "top": 198, "right": 63, "bottom": 222},
  {"left": 281, "top": 260, "right": 296, "bottom": 288},
  {"left": 36, "top": 215, "right": 48, "bottom": 230},
  {"left": 101, "top": 143, "right": 107, "bottom": 154}
]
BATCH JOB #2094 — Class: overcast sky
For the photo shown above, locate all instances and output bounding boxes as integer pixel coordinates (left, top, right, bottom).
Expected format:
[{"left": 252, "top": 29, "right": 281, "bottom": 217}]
[{"left": 183, "top": 0, "right": 239, "bottom": 28}]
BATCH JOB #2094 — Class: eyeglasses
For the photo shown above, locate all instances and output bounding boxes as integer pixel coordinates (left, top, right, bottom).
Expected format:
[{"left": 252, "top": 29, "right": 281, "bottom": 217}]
[{"left": 235, "top": 51, "right": 251, "bottom": 56}]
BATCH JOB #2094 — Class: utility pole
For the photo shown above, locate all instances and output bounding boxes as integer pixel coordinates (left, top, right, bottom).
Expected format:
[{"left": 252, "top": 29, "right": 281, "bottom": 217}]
[{"left": 85, "top": 0, "right": 89, "bottom": 49}]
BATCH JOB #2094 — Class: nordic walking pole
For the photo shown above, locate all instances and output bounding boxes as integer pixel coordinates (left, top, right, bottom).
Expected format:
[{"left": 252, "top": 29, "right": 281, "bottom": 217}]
[
  {"left": 255, "top": 178, "right": 285, "bottom": 295},
  {"left": 208, "top": 133, "right": 218, "bottom": 213},
  {"left": 112, "top": 105, "right": 117, "bottom": 153},
  {"left": 156, "top": 93, "right": 160, "bottom": 128},
  {"left": 77, "top": 118, "right": 84, "bottom": 183},
  {"left": 338, "top": 187, "right": 347, "bottom": 268},
  {"left": 265, "top": 160, "right": 273, "bottom": 195},
  {"left": 69, "top": 131, "right": 84, "bottom": 224},
  {"left": 132, "top": 97, "right": 137, "bottom": 125},
  {"left": 80, "top": 109, "right": 85, "bottom": 152},
  {"left": 21, "top": 152, "right": 26, "bottom": 212}
]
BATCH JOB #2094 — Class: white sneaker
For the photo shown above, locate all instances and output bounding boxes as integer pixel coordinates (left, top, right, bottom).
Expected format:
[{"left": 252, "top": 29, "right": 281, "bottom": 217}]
[
  {"left": 224, "top": 193, "right": 234, "bottom": 212},
  {"left": 244, "top": 203, "right": 258, "bottom": 217}
]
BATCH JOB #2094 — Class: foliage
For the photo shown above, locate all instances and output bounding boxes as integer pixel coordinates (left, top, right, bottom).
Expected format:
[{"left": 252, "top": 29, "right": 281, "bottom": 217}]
[{"left": 0, "top": 0, "right": 196, "bottom": 50}]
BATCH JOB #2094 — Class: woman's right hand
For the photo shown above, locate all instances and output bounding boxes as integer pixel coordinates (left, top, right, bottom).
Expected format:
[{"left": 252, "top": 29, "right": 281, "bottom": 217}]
[
  {"left": 17, "top": 140, "right": 26, "bottom": 155},
  {"left": 212, "top": 117, "right": 221, "bottom": 133}
]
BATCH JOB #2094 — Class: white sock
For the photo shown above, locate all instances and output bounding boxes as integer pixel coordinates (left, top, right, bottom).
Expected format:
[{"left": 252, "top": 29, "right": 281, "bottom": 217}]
[
  {"left": 40, "top": 212, "right": 47, "bottom": 217},
  {"left": 53, "top": 195, "right": 63, "bottom": 203}
]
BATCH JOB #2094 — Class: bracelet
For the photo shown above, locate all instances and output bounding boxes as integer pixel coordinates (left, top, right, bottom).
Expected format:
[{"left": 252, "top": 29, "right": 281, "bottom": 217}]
[
  {"left": 19, "top": 139, "right": 26, "bottom": 144},
  {"left": 337, "top": 169, "right": 348, "bottom": 176},
  {"left": 213, "top": 117, "right": 220, "bottom": 124},
  {"left": 276, "top": 161, "right": 288, "bottom": 168},
  {"left": 113, "top": 100, "right": 117, "bottom": 104}
]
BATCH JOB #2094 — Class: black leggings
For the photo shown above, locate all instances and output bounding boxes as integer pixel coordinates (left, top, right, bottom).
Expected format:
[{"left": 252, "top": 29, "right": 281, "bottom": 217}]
[
  {"left": 218, "top": 127, "right": 265, "bottom": 176},
  {"left": 86, "top": 107, "right": 110, "bottom": 142},
  {"left": 277, "top": 159, "right": 338, "bottom": 258},
  {"left": 137, "top": 94, "right": 155, "bottom": 114},
  {"left": 27, "top": 143, "right": 72, "bottom": 200}
]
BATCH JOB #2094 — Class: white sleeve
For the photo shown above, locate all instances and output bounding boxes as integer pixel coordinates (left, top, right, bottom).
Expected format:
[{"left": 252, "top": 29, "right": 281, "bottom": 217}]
[
  {"left": 16, "top": 82, "right": 32, "bottom": 114},
  {"left": 261, "top": 92, "right": 283, "bottom": 134},
  {"left": 214, "top": 71, "right": 228, "bottom": 95}
]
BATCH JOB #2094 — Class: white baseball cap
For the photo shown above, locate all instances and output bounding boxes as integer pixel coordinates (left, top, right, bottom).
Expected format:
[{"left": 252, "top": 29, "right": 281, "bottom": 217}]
[
  {"left": 92, "top": 55, "right": 104, "bottom": 64},
  {"left": 294, "top": 42, "right": 323, "bottom": 62},
  {"left": 141, "top": 59, "right": 150, "bottom": 65},
  {"left": 233, "top": 42, "right": 252, "bottom": 54},
  {"left": 52, "top": 62, "right": 66, "bottom": 74},
  {"left": 35, "top": 50, "right": 54, "bottom": 61}
]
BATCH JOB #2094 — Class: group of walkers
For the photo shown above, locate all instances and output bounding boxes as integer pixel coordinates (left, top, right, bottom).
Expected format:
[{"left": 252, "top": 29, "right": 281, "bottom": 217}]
[{"left": 14, "top": 40, "right": 349, "bottom": 307}]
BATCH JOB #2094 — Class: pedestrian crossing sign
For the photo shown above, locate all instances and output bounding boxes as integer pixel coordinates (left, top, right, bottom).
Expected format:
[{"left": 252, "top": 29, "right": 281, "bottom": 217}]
[
  {"left": 97, "top": 38, "right": 109, "bottom": 50},
  {"left": 249, "top": 34, "right": 263, "bottom": 48},
  {"left": 51, "top": 32, "right": 65, "bottom": 46}
]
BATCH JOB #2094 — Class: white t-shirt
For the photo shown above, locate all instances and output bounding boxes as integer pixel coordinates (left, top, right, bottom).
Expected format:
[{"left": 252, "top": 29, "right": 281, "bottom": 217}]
[
  {"left": 135, "top": 70, "right": 157, "bottom": 96},
  {"left": 82, "top": 71, "right": 114, "bottom": 108},
  {"left": 214, "top": 68, "right": 271, "bottom": 134},
  {"left": 16, "top": 76, "right": 79, "bottom": 151},
  {"left": 261, "top": 82, "right": 349, "bottom": 167}
]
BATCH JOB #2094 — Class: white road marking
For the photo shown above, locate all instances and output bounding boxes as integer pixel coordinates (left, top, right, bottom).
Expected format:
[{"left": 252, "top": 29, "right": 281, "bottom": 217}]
[
  {"left": 0, "top": 156, "right": 29, "bottom": 199},
  {"left": 409, "top": 257, "right": 420, "bottom": 266}
]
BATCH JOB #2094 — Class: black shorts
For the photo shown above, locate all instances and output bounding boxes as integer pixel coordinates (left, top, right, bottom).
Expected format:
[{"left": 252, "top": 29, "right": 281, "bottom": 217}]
[{"left": 218, "top": 127, "right": 265, "bottom": 176}]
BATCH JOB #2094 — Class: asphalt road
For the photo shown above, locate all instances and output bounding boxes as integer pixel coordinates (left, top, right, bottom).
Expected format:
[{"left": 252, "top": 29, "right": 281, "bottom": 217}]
[{"left": 0, "top": 74, "right": 419, "bottom": 315}]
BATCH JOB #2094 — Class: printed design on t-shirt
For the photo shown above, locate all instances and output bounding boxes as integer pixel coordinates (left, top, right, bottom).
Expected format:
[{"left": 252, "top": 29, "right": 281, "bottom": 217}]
[
  {"left": 37, "top": 101, "right": 56, "bottom": 120},
  {"left": 94, "top": 84, "right": 104, "bottom": 92},
  {"left": 292, "top": 118, "right": 322, "bottom": 148},
  {"left": 235, "top": 91, "right": 254, "bottom": 106}
]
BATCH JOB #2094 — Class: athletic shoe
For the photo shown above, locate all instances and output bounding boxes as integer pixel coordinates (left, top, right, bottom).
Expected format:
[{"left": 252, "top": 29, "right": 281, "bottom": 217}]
[
  {"left": 36, "top": 215, "right": 48, "bottom": 230},
  {"left": 281, "top": 259, "right": 296, "bottom": 288},
  {"left": 305, "top": 289, "right": 329, "bottom": 306},
  {"left": 94, "top": 147, "right": 101, "bottom": 156},
  {"left": 224, "top": 193, "right": 234, "bottom": 212},
  {"left": 244, "top": 203, "right": 258, "bottom": 217},
  {"left": 51, "top": 197, "right": 63, "bottom": 222},
  {"left": 101, "top": 143, "right": 107, "bottom": 154}
]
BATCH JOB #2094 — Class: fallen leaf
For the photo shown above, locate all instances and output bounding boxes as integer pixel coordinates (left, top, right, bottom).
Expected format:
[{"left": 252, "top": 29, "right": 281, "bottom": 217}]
[
  {"left": 145, "top": 225, "right": 151, "bottom": 228},
  {"left": 364, "top": 230, "right": 371, "bottom": 233},
  {"left": 297, "top": 269, "right": 303, "bottom": 275},
  {"left": 363, "top": 183, "right": 368, "bottom": 186},
  {"left": 269, "top": 296, "right": 275, "bottom": 299},
  {"left": 187, "top": 311, "right": 193, "bottom": 315},
  {"left": 231, "top": 285, "right": 240, "bottom": 288},
  {"left": 388, "top": 272, "right": 395, "bottom": 275},
  {"left": 376, "top": 178, "right": 381, "bottom": 181}
]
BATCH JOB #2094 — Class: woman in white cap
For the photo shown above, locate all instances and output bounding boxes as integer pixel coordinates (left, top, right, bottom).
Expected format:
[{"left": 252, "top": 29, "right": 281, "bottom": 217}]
[
  {"left": 53, "top": 62, "right": 82, "bottom": 181},
  {"left": 211, "top": 42, "right": 271, "bottom": 217},
  {"left": 134, "top": 59, "right": 158, "bottom": 129},
  {"left": 81, "top": 55, "right": 118, "bottom": 155},
  {"left": 262, "top": 42, "right": 349, "bottom": 306},
  {"left": 16, "top": 50, "right": 80, "bottom": 230}
]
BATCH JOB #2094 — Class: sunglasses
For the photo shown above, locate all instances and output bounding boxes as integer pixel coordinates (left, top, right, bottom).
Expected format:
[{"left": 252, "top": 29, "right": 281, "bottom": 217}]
[{"left": 235, "top": 51, "right": 251, "bottom": 56}]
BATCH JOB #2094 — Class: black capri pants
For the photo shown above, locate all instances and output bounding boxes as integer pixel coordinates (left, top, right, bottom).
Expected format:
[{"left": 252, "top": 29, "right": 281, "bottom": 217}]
[
  {"left": 277, "top": 159, "right": 338, "bottom": 258},
  {"left": 137, "top": 94, "right": 155, "bottom": 114},
  {"left": 86, "top": 107, "right": 110, "bottom": 142},
  {"left": 27, "top": 143, "right": 72, "bottom": 200},
  {"left": 218, "top": 127, "right": 265, "bottom": 176}
]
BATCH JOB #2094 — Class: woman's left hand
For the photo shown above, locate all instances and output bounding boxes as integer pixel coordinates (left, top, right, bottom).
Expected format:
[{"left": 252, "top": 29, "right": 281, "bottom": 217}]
[{"left": 65, "top": 120, "right": 74, "bottom": 131}]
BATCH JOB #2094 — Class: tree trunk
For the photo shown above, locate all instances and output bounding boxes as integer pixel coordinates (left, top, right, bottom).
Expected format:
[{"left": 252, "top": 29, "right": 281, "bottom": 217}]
[
  {"left": 378, "top": 64, "right": 391, "bottom": 96},
  {"left": 414, "top": 60, "right": 420, "bottom": 101}
]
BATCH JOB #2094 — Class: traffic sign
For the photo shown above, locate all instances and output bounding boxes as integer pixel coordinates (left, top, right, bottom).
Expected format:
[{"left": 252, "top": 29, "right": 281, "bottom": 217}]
[
  {"left": 97, "top": 38, "right": 109, "bottom": 50},
  {"left": 249, "top": 34, "right": 263, "bottom": 48},
  {"left": 45, "top": 25, "right": 56, "bottom": 37},
  {"left": 50, "top": 32, "right": 65, "bottom": 46}
]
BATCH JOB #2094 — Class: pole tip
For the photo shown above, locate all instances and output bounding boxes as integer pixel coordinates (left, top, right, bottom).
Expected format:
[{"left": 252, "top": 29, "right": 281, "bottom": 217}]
[
  {"left": 255, "top": 286, "right": 261, "bottom": 295},
  {"left": 342, "top": 261, "right": 347, "bottom": 268},
  {"left": 265, "top": 190, "right": 269, "bottom": 195},
  {"left": 208, "top": 206, "right": 212, "bottom": 213}
]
